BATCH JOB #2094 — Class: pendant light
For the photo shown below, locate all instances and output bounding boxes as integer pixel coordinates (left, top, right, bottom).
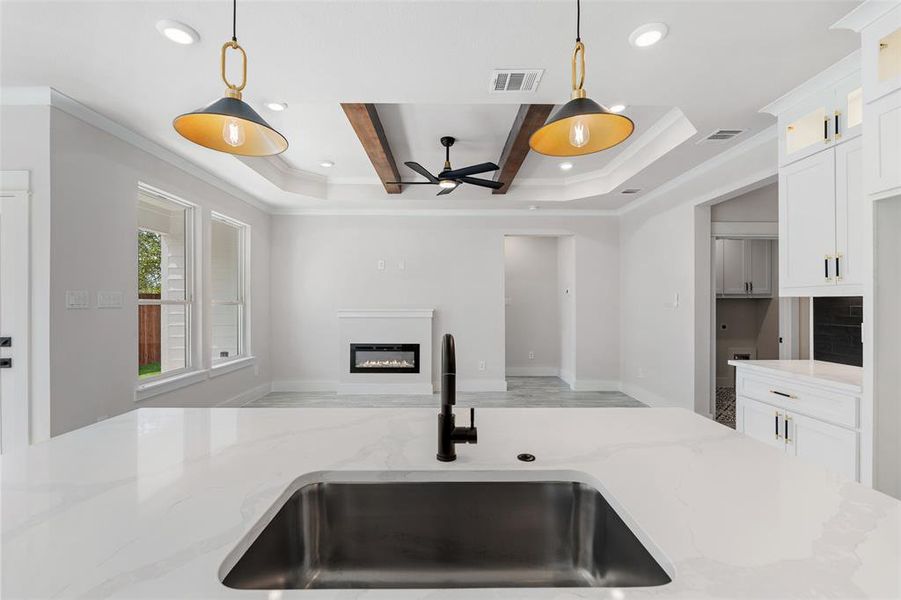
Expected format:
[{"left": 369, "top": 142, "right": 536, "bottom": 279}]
[
  {"left": 173, "top": 0, "right": 288, "bottom": 156},
  {"left": 529, "top": 0, "right": 633, "bottom": 157}
]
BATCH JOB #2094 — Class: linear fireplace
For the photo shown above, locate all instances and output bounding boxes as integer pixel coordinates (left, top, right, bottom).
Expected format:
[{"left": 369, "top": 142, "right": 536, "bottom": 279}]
[{"left": 350, "top": 344, "right": 420, "bottom": 374}]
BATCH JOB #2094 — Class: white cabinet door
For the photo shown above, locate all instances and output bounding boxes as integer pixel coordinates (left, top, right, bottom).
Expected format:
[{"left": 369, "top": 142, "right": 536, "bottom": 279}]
[
  {"left": 835, "top": 136, "right": 864, "bottom": 290},
  {"left": 834, "top": 73, "right": 863, "bottom": 143},
  {"left": 714, "top": 238, "right": 724, "bottom": 295},
  {"left": 779, "top": 150, "right": 837, "bottom": 294},
  {"left": 745, "top": 239, "right": 773, "bottom": 296},
  {"left": 722, "top": 239, "right": 747, "bottom": 295},
  {"left": 779, "top": 89, "right": 833, "bottom": 166},
  {"left": 737, "top": 396, "right": 784, "bottom": 450},
  {"left": 785, "top": 411, "right": 859, "bottom": 481},
  {"left": 865, "top": 88, "right": 901, "bottom": 197}
]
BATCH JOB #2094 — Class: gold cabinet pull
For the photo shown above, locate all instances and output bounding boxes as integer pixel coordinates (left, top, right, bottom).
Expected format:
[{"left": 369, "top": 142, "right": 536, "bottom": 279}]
[
  {"left": 775, "top": 411, "right": 782, "bottom": 440},
  {"left": 785, "top": 415, "right": 792, "bottom": 443}
]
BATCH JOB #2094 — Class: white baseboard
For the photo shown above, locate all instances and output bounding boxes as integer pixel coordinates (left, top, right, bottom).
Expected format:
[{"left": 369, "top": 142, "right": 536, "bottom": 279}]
[
  {"left": 559, "top": 369, "right": 575, "bottom": 388},
  {"left": 270, "top": 380, "right": 336, "bottom": 393},
  {"left": 505, "top": 367, "right": 560, "bottom": 377},
  {"left": 620, "top": 382, "right": 687, "bottom": 408},
  {"left": 570, "top": 379, "right": 621, "bottom": 392},
  {"left": 456, "top": 379, "right": 508, "bottom": 392},
  {"left": 336, "top": 382, "right": 434, "bottom": 395},
  {"left": 219, "top": 382, "right": 271, "bottom": 407}
]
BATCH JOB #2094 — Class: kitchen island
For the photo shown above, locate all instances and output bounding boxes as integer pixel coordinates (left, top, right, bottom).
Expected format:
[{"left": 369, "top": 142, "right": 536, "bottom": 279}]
[{"left": 2, "top": 407, "right": 899, "bottom": 598}]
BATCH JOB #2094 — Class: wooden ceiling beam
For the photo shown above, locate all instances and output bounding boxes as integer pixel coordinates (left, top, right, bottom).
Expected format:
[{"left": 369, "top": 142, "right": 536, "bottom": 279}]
[
  {"left": 340, "top": 103, "right": 402, "bottom": 194},
  {"left": 492, "top": 104, "right": 555, "bottom": 195}
]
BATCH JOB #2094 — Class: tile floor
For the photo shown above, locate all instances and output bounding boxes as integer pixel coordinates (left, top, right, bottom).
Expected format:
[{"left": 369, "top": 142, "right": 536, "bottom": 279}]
[
  {"left": 715, "top": 386, "right": 737, "bottom": 429},
  {"left": 242, "top": 377, "right": 646, "bottom": 408}
]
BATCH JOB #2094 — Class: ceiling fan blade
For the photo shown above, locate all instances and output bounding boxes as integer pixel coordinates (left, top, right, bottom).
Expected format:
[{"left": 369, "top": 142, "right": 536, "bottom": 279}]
[
  {"left": 442, "top": 162, "right": 500, "bottom": 179},
  {"left": 436, "top": 186, "right": 457, "bottom": 196},
  {"left": 460, "top": 176, "right": 504, "bottom": 190},
  {"left": 386, "top": 181, "right": 435, "bottom": 185},
  {"left": 404, "top": 161, "right": 439, "bottom": 183}
]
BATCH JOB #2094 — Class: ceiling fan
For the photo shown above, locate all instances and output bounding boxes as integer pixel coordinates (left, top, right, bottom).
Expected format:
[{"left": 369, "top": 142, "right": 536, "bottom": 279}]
[{"left": 389, "top": 136, "right": 504, "bottom": 195}]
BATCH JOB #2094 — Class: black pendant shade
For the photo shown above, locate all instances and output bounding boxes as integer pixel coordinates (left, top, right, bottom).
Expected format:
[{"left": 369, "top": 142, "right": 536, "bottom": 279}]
[
  {"left": 173, "top": 97, "right": 288, "bottom": 156},
  {"left": 172, "top": 0, "right": 288, "bottom": 157},
  {"left": 529, "top": 97, "right": 634, "bottom": 157},
  {"left": 529, "top": 0, "right": 634, "bottom": 157}
]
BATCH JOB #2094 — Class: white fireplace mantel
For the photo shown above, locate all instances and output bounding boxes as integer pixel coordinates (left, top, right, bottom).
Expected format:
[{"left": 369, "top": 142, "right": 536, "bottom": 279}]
[
  {"left": 337, "top": 308, "right": 434, "bottom": 395},
  {"left": 337, "top": 309, "right": 434, "bottom": 320}
]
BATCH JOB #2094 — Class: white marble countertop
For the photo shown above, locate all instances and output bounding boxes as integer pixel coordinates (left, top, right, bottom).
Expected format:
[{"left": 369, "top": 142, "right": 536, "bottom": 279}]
[
  {"left": 727, "top": 359, "right": 864, "bottom": 393},
  {"left": 3, "top": 407, "right": 898, "bottom": 599}
]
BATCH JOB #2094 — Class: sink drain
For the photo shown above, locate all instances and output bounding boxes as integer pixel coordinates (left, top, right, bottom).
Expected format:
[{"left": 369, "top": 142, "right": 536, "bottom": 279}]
[{"left": 517, "top": 453, "right": 536, "bottom": 462}]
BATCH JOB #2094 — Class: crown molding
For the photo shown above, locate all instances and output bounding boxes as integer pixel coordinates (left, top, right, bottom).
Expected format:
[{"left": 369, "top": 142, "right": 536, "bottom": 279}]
[
  {"left": 616, "top": 124, "right": 778, "bottom": 216},
  {"left": 269, "top": 207, "right": 618, "bottom": 217},
  {"left": 760, "top": 50, "right": 861, "bottom": 116},
  {"left": 1, "top": 86, "right": 273, "bottom": 214},
  {"left": 235, "top": 154, "right": 328, "bottom": 198},
  {"left": 831, "top": 0, "right": 900, "bottom": 32}
]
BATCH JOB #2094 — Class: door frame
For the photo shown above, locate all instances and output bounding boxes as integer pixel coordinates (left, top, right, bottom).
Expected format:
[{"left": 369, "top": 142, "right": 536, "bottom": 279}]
[{"left": 0, "top": 171, "right": 31, "bottom": 452}]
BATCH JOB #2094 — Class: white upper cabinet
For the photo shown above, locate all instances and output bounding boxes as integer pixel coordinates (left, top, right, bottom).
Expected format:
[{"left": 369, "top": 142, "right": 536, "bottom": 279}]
[
  {"left": 864, "top": 88, "right": 901, "bottom": 196},
  {"left": 835, "top": 136, "right": 865, "bottom": 287},
  {"left": 777, "top": 72, "right": 862, "bottom": 167},
  {"left": 860, "top": 3, "right": 901, "bottom": 103},
  {"left": 714, "top": 238, "right": 774, "bottom": 297},
  {"left": 779, "top": 150, "right": 838, "bottom": 294},
  {"left": 745, "top": 239, "right": 774, "bottom": 296}
]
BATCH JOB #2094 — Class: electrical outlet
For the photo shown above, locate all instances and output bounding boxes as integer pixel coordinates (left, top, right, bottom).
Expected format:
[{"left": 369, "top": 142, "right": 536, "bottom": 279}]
[
  {"left": 377, "top": 259, "right": 386, "bottom": 271},
  {"left": 65, "top": 290, "right": 89, "bottom": 309},
  {"left": 528, "top": 351, "right": 534, "bottom": 360},
  {"left": 478, "top": 360, "right": 486, "bottom": 371},
  {"left": 97, "top": 291, "right": 123, "bottom": 309}
]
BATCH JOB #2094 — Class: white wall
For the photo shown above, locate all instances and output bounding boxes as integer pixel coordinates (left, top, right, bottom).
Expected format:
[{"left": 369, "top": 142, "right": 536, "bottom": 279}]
[
  {"left": 0, "top": 105, "right": 52, "bottom": 442},
  {"left": 504, "top": 236, "right": 561, "bottom": 376},
  {"left": 710, "top": 182, "right": 778, "bottom": 222},
  {"left": 1, "top": 105, "right": 272, "bottom": 436},
  {"left": 619, "top": 129, "right": 777, "bottom": 410},
  {"left": 557, "top": 236, "right": 576, "bottom": 386},
  {"left": 270, "top": 215, "right": 619, "bottom": 392}
]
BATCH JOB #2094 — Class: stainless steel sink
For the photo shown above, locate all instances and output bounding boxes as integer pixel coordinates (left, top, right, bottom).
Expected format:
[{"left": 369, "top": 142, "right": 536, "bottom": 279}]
[{"left": 222, "top": 479, "right": 671, "bottom": 590}]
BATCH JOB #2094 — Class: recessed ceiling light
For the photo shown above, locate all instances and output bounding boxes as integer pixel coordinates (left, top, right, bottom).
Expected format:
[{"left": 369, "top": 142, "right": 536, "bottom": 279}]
[
  {"left": 156, "top": 20, "right": 200, "bottom": 45},
  {"left": 629, "top": 23, "right": 668, "bottom": 48},
  {"left": 319, "top": 160, "right": 335, "bottom": 168},
  {"left": 265, "top": 102, "right": 288, "bottom": 112},
  {"left": 529, "top": 205, "right": 539, "bottom": 211},
  {"left": 559, "top": 162, "right": 574, "bottom": 171},
  {"left": 608, "top": 104, "right": 626, "bottom": 113}
]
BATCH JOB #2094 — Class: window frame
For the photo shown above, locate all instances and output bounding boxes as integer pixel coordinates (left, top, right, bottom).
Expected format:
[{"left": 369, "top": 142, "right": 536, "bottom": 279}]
[
  {"left": 136, "top": 183, "right": 198, "bottom": 385},
  {"left": 209, "top": 211, "right": 250, "bottom": 366}
]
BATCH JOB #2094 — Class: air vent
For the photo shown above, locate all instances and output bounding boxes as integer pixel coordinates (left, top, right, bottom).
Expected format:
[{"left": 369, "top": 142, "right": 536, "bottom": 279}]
[
  {"left": 621, "top": 188, "right": 642, "bottom": 194},
  {"left": 698, "top": 129, "right": 744, "bottom": 143},
  {"left": 489, "top": 69, "right": 544, "bottom": 93}
]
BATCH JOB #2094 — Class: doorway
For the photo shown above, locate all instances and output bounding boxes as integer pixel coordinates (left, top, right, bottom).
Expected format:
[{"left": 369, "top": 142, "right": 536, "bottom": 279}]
[
  {"left": 0, "top": 172, "right": 31, "bottom": 452},
  {"left": 503, "top": 235, "right": 574, "bottom": 391},
  {"left": 706, "top": 182, "right": 803, "bottom": 428}
]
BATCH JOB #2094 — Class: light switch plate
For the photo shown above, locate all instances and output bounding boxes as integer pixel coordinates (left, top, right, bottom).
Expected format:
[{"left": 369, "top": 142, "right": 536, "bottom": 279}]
[
  {"left": 65, "top": 290, "right": 90, "bottom": 309},
  {"left": 97, "top": 291, "right": 123, "bottom": 309},
  {"left": 377, "top": 259, "right": 386, "bottom": 271}
]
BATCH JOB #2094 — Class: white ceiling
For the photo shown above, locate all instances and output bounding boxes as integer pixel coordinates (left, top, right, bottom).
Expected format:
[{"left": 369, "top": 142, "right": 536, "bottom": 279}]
[{"left": 0, "top": 1, "right": 860, "bottom": 211}]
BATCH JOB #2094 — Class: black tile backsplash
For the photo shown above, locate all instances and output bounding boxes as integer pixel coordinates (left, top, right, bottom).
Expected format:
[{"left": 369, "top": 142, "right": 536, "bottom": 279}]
[{"left": 813, "top": 296, "right": 863, "bottom": 367}]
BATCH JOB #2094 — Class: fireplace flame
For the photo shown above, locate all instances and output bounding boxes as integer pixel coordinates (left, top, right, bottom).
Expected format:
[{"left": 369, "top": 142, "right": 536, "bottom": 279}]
[{"left": 356, "top": 359, "right": 415, "bottom": 369}]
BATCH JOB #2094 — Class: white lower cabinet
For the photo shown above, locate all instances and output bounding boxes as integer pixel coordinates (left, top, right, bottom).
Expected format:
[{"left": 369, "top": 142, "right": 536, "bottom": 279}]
[
  {"left": 735, "top": 367, "right": 860, "bottom": 481},
  {"left": 785, "top": 412, "right": 859, "bottom": 481}
]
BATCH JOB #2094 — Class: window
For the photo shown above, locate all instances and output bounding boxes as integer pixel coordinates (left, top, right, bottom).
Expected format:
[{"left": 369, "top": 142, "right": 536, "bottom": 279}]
[
  {"left": 137, "top": 186, "right": 195, "bottom": 380},
  {"left": 210, "top": 213, "right": 248, "bottom": 364}
]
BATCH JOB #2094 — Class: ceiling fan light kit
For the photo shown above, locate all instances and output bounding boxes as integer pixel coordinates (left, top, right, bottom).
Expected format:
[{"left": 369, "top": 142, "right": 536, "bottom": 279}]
[
  {"left": 388, "top": 136, "right": 504, "bottom": 196},
  {"left": 529, "top": 0, "right": 634, "bottom": 157},
  {"left": 173, "top": 0, "right": 288, "bottom": 156}
]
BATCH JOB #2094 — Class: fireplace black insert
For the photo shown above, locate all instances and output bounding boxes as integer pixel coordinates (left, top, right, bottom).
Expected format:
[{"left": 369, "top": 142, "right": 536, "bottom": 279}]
[{"left": 350, "top": 344, "right": 420, "bottom": 374}]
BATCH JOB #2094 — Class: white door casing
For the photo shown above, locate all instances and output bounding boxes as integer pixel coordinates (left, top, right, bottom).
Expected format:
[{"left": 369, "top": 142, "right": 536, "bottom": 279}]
[{"left": 0, "top": 173, "right": 31, "bottom": 453}]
